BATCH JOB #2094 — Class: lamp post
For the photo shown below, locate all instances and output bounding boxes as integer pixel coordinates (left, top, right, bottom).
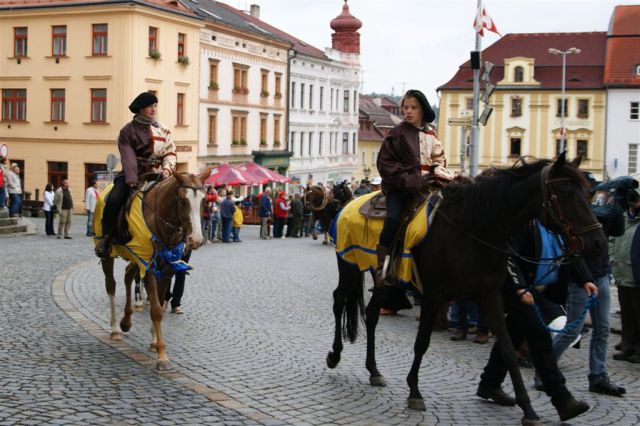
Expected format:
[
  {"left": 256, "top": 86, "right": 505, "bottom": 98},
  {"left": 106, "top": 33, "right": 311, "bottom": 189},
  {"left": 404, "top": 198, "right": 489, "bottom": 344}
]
[{"left": 548, "top": 47, "right": 581, "bottom": 154}]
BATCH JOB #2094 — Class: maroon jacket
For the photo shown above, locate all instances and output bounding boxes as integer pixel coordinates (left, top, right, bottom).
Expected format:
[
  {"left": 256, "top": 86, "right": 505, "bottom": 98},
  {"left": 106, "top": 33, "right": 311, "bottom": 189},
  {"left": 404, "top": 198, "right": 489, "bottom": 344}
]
[
  {"left": 377, "top": 121, "right": 423, "bottom": 195},
  {"left": 118, "top": 120, "right": 176, "bottom": 185}
]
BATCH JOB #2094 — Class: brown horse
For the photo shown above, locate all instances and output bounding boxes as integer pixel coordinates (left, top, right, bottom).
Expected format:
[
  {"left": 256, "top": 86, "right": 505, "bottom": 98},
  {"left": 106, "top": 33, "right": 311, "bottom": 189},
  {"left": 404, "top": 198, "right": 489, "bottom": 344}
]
[
  {"left": 304, "top": 181, "right": 353, "bottom": 244},
  {"left": 327, "top": 154, "right": 606, "bottom": 424},
  {"left": 94, "top": 169, "right": 208, "bottom": 370}
]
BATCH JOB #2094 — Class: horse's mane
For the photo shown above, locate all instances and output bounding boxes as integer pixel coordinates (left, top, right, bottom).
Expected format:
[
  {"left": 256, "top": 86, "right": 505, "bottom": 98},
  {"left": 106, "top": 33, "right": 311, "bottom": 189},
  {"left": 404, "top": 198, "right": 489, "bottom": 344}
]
[{"left": 441, "top": 157, "right": 586, "bottom": 230}]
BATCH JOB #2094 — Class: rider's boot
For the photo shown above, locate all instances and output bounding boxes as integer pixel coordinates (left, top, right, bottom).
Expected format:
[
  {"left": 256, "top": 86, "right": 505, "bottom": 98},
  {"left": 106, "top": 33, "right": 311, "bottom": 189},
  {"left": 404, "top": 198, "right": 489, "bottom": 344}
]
[
  {"left": 95, "top": 235, "right": 112, "bottom": 259},
  {"left": 374, "top": 245, "right": 395, "bottom": 287}
]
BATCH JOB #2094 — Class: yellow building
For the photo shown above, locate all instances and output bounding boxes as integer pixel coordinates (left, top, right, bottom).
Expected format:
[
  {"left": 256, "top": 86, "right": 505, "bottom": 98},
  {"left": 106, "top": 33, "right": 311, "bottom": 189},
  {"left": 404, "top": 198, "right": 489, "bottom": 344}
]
[
  {"left": 0, "top": 0, "right": 202, "bottom": 211},
  {"left": 438, "top": 32, "right": 607, "bottom": 178}
]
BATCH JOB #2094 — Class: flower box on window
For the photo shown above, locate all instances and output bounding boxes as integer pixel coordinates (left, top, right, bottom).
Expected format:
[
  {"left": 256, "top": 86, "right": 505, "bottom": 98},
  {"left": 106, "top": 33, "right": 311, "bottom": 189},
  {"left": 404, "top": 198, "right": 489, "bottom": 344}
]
[
  {"left": 260, "top": 90, "right": 269, "bottom": 98},
  {"left": 274, "top": 92, "right": 283, "bottom": 99},
  {"left": 177, "top": 55, "right": 189, "bottom": 65},
  {"left": 240, "top": 139, "right": 247, "bottom": 145},
  {"left": 260, "top": 140, "right": 267, "bottom": 146},
  {"left": 209, "top": 81, "right": 219, "bottom": 91},
  {"left": 273, "top": 140, "right": 281, "bottom": 147},
  {"left": 148, "top": 48, "right": 161, "bottom": 59},
  {"left": 232, "top": 139, "right": 240, "bottom": 145},
  {"left": 233, "top": 87, "right": 249, "bottom": 95}
]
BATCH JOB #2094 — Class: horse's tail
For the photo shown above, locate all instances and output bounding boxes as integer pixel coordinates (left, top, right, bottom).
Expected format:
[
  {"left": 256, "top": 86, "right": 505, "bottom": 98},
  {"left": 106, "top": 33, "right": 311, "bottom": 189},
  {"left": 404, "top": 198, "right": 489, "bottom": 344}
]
[{"left": 337, "top": 256, "right": 365, "bottom": 343}]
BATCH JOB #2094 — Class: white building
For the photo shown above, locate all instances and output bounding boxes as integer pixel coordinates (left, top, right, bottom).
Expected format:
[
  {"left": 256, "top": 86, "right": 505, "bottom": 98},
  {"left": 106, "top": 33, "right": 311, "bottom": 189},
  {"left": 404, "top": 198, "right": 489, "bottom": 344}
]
[{"left": 604, "top": 5, "right": 640, "bottom": 179}]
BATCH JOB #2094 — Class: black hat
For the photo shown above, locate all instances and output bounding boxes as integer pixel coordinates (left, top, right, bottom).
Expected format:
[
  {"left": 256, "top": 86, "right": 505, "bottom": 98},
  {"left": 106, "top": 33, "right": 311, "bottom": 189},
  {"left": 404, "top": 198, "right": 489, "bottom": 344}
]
[
  {"left": 128, "top": 92, "right": 158, "bottom": 114},
  {"left": 403, "top": 89, "right": 436, "bottom": 124}
]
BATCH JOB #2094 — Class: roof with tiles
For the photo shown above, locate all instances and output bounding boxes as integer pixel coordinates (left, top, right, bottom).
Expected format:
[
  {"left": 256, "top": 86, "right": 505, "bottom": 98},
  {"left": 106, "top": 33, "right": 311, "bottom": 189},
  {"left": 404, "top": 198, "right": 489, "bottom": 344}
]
[
  {"left": 202, "top": 1, "right": 325, "bottom": 59},
  {"left": 604, "top": 5, "right": 640, "bottom": 87},
  {"left": 439, "top": 32, "right": 607, "bottom": 91},
  {"left": 0, "top": 0, "right": 198, "bottom": 16},
  {"left": 359, "top": 95, "right": 397, "bottom": 128}
]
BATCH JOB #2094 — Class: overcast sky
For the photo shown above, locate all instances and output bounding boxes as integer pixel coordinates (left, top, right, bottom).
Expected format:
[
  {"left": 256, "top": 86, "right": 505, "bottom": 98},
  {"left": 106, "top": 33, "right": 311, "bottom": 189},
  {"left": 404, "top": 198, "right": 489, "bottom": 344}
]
[{"left": 233, "top": 0, "right": 636, "bottom": 104}]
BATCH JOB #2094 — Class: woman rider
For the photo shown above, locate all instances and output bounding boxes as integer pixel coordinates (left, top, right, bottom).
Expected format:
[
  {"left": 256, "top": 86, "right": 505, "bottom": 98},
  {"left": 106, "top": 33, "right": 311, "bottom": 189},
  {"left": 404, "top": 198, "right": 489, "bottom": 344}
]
[
  {"left": 375, "top": 89, "right": 452, "bottom": 286},
  {"left": 95, "top": 92, "right": 177, "bottom": 258}
]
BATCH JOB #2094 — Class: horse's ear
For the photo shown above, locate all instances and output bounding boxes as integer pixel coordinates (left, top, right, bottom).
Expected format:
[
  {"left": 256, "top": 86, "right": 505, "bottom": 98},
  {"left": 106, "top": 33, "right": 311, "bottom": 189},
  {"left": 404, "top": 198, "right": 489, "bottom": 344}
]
[
  {"left": 198, "top": 167, "right": 212, "bottom": 183},
  {"left": 551, "top": 151, "right": 567, "bottom": 174},
  {"left": 571, "top": 153, "right": 583, "bottom": 169}
]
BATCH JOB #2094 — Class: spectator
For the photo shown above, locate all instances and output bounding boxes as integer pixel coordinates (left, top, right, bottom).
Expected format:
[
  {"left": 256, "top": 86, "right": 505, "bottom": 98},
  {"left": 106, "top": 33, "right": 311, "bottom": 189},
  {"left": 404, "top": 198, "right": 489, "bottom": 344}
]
[
  {"left": 302, "top": 196, "right": 313, "bottom": 237},
  {"left": 259, "top": 187, "right": 273, "bottom": 239},
  {"left": 0, "top": 157, "right": 7, "bottom": 209},
  {"left": 219, "top": 190, "right": 235, "bottom": 243},
  {"left": 6, "top": 163, "right": 22, "bottom": 217},
  {"left": 353, "top": 179, "right": 372, "bottom": 197},
  {"left": 285, "top": 194, "right": 294, "bottom": 237},
  {"left": 216, "top": 188, "right": 226, "bottom": 241},
  {"left": 273, "top": 191, "right": 289, "bottom": 239},
  {"left": 54, "top": 179, "right": 74, "bottom": 239},
  {"left": 232, "top": 200, "right": 243, "bottom": 242},
  {"left": 450, "top": 299, "right": 490, "bottom": 344},
  {"left": 370, "top": 176, "right": 382, "bottom": 192},
  {"left": 290, "top": 193, "right": 304, "bottom": 238},
  {"left": 85, "top": 180, "right": 99, "bottom": 236},
  {"left": 165, "top": 249, "right": 191, "bottom": 314},
  {"left": 207, "top": 187, "right": 220, "bottom": 242},
  {"left": 43, "top": 183, "right": 56, "bottom": 236}
]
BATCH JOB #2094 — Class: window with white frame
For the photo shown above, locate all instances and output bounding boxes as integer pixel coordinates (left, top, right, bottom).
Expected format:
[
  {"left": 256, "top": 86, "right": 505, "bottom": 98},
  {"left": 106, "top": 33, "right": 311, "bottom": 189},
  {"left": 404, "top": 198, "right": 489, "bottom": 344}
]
[
  {"left": 629, "top": 144, "right": 638, "bottom": 174},
  {"left": 631, "top": 101, "right": 639, "bottom": 120}
]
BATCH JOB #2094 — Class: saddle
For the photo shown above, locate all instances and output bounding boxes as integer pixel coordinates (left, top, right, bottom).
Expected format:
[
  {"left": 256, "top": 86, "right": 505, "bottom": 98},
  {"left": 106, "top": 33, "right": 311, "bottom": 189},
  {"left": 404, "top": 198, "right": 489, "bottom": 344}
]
[{"left": 111, "top": 173, "right": 162, "bottom": 245}]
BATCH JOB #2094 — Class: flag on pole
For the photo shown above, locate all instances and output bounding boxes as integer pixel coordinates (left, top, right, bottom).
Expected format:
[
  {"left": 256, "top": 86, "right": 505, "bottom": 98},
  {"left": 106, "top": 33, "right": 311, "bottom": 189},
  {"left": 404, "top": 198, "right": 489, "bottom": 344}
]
[{"left": 474, "top": 6, "right": 501, "bottom": 37}]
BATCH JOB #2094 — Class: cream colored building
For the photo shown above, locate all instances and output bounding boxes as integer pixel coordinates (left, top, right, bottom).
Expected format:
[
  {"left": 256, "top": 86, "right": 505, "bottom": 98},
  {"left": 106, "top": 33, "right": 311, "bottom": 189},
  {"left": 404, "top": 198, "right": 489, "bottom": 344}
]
[
  {"left": 438, "top": 32, "right": 607, "bottom": 178},
  {"left": 0, "top": 0, "right": 202, "bottom": 211}
]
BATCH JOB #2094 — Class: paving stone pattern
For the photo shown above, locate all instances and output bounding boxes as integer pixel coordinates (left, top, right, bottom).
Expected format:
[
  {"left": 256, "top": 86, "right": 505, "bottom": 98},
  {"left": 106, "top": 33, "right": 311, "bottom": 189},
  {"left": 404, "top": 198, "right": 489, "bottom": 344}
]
[{"left": 1, "top": 217, "right": 638, "bottom": 425}]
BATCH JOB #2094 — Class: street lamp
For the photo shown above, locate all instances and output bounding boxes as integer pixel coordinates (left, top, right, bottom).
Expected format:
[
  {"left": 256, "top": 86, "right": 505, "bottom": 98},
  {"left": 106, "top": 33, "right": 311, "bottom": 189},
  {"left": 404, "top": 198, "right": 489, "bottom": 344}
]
[
  {"left": 362, "top": 165, "right": 371, "bottom": 179},
  {"left": 548, "top": 47, "right": 581, "bottom": 154}
]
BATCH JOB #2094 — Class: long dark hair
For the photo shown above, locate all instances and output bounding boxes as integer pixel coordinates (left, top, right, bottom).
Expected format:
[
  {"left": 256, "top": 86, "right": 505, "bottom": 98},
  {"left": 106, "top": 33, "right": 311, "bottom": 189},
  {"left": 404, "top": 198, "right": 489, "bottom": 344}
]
[{"left": 45, "top": 183, "right": 53, "bottom": 192}]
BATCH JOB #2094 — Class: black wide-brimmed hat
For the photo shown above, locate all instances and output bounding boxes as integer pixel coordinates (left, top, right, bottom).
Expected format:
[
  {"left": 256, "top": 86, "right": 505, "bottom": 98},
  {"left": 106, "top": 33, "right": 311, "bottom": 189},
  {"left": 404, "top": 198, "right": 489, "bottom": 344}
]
[
  {"left": 128, "top": 92, "right": 158, "bottom": 114},
  {"left": 404, "top": 89, "right": 436, "bottom": 124}
]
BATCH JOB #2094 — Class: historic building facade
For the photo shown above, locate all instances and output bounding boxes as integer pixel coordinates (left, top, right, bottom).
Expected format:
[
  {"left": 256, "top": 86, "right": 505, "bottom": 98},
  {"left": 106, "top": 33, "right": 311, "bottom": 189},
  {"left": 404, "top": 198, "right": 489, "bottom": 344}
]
[
  {"left": 438, "top": 32, "right": 607, "bottom": 178},
  {"left": 0, "top": 0, "right": 201, "bottom": 211},
  {"left": 603, "top": 5, "right": 640, "bottom": 179}
]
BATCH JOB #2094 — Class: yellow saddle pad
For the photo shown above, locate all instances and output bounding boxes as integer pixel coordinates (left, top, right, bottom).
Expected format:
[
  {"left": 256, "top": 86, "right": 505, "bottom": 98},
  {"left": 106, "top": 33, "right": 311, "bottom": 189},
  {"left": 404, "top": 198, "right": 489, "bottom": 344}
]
[
  {"left": 331, "top": 190, "right": 440, "bottom": 285},
  {"left": 93, "top": 184, "right": 156, "bottom": 279}
]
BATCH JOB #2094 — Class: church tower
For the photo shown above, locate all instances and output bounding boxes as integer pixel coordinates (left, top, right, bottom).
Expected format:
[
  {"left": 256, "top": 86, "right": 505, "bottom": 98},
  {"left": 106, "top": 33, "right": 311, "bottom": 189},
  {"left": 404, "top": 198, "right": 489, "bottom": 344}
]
[{"left": 330, "top": 0, "right": 362, "bottom": 54}]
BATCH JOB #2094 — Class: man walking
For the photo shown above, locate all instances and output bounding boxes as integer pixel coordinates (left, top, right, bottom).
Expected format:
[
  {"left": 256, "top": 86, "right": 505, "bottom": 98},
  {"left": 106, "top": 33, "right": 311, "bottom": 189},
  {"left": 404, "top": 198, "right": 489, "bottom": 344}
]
[
  {"left": 85, "top": 180, "right": 99, "bottom": 236},
  {"left": 54, "top": 179, "right": 74, "bottom": 239}
]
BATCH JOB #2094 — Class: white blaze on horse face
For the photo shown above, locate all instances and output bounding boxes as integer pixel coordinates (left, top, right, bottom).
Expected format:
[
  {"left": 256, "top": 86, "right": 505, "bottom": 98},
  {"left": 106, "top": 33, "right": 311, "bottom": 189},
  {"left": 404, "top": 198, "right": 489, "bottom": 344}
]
[{"left": 186, "top": 188, "right": 205, "bottom": 249}]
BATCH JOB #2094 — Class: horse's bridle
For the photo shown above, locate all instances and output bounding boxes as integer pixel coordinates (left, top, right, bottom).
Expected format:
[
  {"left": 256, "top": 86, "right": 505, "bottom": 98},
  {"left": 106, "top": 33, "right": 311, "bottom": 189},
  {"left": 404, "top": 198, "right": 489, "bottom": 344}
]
[
  {"left": 539, "top": 164, "right": 602, "bottom": 252},
  {"left": 307, "top": 185, "right": 329, "bottom": 211}
]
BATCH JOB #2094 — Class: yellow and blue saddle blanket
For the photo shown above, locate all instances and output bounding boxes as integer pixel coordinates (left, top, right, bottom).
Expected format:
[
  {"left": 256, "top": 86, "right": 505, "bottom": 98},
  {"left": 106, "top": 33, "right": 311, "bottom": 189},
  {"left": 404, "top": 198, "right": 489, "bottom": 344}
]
[
  {"left": 93, "top": 183, "right": 191, "bottom": 279},
  {"left": 329, "top": 191, "right": 441, "bottom": 285}
]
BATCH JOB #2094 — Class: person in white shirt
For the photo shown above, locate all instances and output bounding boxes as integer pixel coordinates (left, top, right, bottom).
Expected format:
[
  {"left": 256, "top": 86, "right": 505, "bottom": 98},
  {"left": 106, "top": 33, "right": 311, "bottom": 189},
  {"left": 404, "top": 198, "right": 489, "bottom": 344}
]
[
  {"left": 85, "top": 180, "right": 99, "bottom": 236},
  {"left": 43, "top": 183, "right": 56, "bottom": 236}
]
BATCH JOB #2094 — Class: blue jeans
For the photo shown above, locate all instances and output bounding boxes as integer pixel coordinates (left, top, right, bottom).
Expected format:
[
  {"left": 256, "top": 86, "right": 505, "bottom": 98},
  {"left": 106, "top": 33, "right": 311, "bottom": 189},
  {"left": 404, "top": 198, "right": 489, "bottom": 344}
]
[
  {"left": 9, "top": 193, "right": 21, "bottom": 216},
  {"left": 232, "top": 227, "right": 240, "bottom": 241},
  {"left": 552, "top": 274, "right": 611, "bottom": 381},
  {"left": 220, "top": 217, "right": 232, "bottom": 242},
  {"left": 210, "top": 217, "right": 219, "bottom": 240},
  {"left": 0, "top": 186, "right": 6, "bottom": 208},
  {"left": 86, "top": 211, "right": 94, "bottom": 236}
]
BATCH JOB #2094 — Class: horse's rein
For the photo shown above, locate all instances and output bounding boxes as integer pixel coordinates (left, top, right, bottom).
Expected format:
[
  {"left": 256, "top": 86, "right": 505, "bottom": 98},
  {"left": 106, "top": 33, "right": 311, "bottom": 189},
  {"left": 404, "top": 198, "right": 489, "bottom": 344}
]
[{"left": 539, "top": 164, "right": 602, "bottom": 253}]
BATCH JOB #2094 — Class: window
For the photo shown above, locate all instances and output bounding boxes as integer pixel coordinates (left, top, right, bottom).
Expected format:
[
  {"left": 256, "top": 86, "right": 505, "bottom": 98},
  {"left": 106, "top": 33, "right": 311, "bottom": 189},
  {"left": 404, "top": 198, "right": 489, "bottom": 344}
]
[
  {"left": 2, "top": 89, "right": 27, "bottom": 121},
  {"left": 261, "top": 70, "right": 268, "bottom": 96},
  {"left": 514, "top": 66, "right": 524, "bottom": 82},
  {"left": 466, "top": 97, "right": 473, "bottom": 111},
  {"left": 91, "top": 89, "right": 106, "bottom": 122},
  {"left": 260, "top": 114, "right": 267, "bottom": 144},
  {"left": 231, "top": 112, "right": 247, "bottom": 144},
  {"left": 275, "top": 73, "right": 282, "bottom": 97},
  {"left": 52, "top": 26, "right": 66, "bottom": 57},
  {"left": 308, "top": 132, "right": 313, "bottom": 156},
  {"left": 353, "top": 90, "right": 358, "bottom": 113},
  {"left": 291, "top": 132, "right": 297, "bottom": 156},
  {"left": 300, "top": 83, "right": 305, "bottom": 109},
  {"left": 629, "top": 144, "right": 638, "bottom": 174},
  {"left": 48, "top": 161, "right": 67, "bottom": 189},
  {"left": 335, "top": 89, "right": 340, "bottom": 111},
  {"left": 50, "top": 89, "right": 65, "bottom": 122},
  {"left": 209, "top": 60, "right": 218, "bottom": 88},
  {"left": 342, "top": 133, "right": 349, "bottom": 154},
  {"left": 85, "top": 163, "right": 106, "bottom": 190},
  {"left": 555, "top": 139, "right": 563, "bottom": 157},
  {"left": 290, "top": 82, "right": 296, "bottom": 108},
  {"left": 177, "top": 33, "right": 185, "bottom": 59},
  {"left": 330, "top": 88, "right": 334, "bottom": 111},
  {"left": 309, "top": 85, "right": 314, "bottom": 110},
  {"left": 319, "top": 87, "right": 324, "bottom": 111},
  {"left": 556, "top": 99, "right": 568, "bottom": 117},
  {"left": 343, "top": 90, "right": 350, "bottom": 113},
  {"left": 149, "top": 27, "right": 158, "bottom": 53},
  {"left": 510, "top": 138, "right": 521, "bottom": 157},
  {"left": 92, "top": 24, "right": 108, "bottom": 56},
  {"left": 14, "top": 27, "right": 27, "bottom": 58},
  {"left": 577, "top": 99, "right": 589, "bottom": 119},
  {"left": 635, "top": 64, "right": 640, "bottom": 76},
  {"left": 176, "top": 93, "right": 184, "bottom": 125},
  {"left": 318, "top": 132, "right": 323, "bottom": 155},
  {"left": 300, "top": 132, "right": 306, "bottom": 157},
  {"left": 208, "top": 112, "right": 217, "bottom": 145},
  {"left": 273, "top": 115, "right": 281, "bottom": 145},
  {"left": 577, "top": 140, "right": 588, "bottom": 159},
  {"left": 233, "top": 64, "right": 248, "bottom": 92},
  {"left": 511, "top": 97, "right": 522, "bottom": 117},
  {"left": 352, "top": 133, "right": 357, "bottom": 154},
  {"left": 631, "top": 101, "right": 639, "bottom": 120}
]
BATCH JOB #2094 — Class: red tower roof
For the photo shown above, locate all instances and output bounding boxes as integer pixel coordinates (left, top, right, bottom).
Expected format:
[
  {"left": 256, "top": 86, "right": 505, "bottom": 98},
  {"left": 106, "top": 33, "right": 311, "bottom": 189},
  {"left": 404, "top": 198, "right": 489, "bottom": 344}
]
[
  {"left": 330, "top": 0, "right": 362, "bottom": 32},
  {"left": 330, "top": 0, "right": 362, "bottom": 54}
]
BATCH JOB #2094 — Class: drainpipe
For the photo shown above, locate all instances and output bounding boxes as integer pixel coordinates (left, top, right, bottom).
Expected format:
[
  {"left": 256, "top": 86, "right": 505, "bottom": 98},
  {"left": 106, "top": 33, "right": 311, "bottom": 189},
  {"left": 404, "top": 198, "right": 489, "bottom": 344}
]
[{"left": 284, "top": 47, "right": 297, "bottom": 192}]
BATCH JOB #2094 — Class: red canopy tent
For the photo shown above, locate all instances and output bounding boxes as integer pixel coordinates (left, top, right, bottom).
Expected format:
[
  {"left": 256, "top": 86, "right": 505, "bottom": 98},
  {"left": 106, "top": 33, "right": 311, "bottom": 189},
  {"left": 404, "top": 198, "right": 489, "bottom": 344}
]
[
  {"left": 204, "top": 164, "right": 250, "bottom": 186},
  {"left": 236, "top": 161, "right": 291, "bottom": 184}
]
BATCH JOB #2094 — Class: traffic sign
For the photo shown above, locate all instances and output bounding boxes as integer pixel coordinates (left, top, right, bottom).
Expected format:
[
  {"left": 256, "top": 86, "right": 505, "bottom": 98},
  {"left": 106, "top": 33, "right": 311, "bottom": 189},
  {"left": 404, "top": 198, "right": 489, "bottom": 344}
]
[
  {"left": 106, "top": 153, "right": 119, "bottom": 170},
  {"left": 447, "top": 117, "right": 472, "bottom": 126}
]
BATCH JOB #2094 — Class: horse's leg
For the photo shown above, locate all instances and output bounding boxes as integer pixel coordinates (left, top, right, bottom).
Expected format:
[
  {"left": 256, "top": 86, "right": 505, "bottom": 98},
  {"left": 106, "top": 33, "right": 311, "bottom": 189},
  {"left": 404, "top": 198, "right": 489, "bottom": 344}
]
[
  {"left": 120, "top": 263, "right": 137, "bottom": 333},
  {"left": 145, "top": 273, "right": 169, "bottom": 370},
  {"left": 312, "top": 214, "right": 318, "bottom": 240},
  {"left": 101, "top": 257, "right": 122, "bottom": 341},
  {"left": 365, "top": 285, "right": 388, "bottom": 386},
  {"left": 476, "top": 294, "right": 540, "bottom": 425},
  {"left": 406, "top": 293, "right": 442, "bottom": 410},
  {"left": 134, "top": 275, "right": 144, "bottom": 312},
  {"left": 323, "top": 230, "right": 329, "bottom": 245}
]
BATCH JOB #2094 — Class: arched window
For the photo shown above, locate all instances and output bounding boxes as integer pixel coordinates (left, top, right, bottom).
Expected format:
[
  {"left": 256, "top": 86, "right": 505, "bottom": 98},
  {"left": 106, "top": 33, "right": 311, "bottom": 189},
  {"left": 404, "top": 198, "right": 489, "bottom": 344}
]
[{"left": 514, "top": 66, "right": 524, "bottom": 82}]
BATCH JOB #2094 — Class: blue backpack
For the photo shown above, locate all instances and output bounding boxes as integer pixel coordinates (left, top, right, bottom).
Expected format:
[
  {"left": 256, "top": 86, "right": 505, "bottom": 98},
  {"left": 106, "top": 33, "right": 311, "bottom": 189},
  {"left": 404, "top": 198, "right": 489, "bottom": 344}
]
[{"left": 534, "top": 220, "right": 563, "bottom": 286}]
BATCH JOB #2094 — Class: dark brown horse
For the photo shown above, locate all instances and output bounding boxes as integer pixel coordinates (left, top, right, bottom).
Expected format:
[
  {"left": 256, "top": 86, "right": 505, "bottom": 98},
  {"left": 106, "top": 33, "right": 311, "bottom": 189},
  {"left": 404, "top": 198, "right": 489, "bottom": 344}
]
[
  {"left": 304, "top": 181, "right": 353, "bottom": 244},
  {"left": 326, "top": 154, "right": 605, "bottom": 424},
  {"left": 94, "top": 169, "right": 208, "bottom": 370}
]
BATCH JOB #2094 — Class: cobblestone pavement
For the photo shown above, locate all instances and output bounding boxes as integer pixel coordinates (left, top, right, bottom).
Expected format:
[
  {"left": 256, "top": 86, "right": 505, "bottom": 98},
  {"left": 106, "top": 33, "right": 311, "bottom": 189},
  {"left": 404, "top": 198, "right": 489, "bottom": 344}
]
[{"left": 1, "top": 217, "right": 639, "bottom": 425}]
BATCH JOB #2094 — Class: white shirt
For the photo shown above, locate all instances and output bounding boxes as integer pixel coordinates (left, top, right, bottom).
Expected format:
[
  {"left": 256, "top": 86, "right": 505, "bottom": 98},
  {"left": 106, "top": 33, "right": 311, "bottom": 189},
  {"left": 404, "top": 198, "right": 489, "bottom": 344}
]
[{"left": 85, "top": 186, "right": 99, "bottom": 212}]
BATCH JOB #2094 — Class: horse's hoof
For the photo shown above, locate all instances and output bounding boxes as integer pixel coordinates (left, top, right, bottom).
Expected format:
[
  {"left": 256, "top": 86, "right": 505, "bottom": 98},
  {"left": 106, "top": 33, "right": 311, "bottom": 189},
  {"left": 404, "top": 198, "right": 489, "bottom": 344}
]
[
  {"left": 312, "top": 235, "right": 318, "bottom": 240},
  {"left": 407, "top": 398, "right": 426, "bottom": 411},
  {"left": 326, "top": 352, "right": 340, "bottom": 369},
  {"left": 120, "top": 322, "right": 131, "bottom": 333},
  {"left": 156, "top": 360, "right": 170, "bottom": 371},
  {"left": 521, "top": 417, "right": 542, "bottom": 426},
  {"left": 369, "top": 375, "right": 387, "bottom": 387},
  {"left": 110, "top": 332, "right": 122, "bottom": 341},
  {"left": 149, "top": 343, "right": 157, "bottom": 352},
  {"left": 322, "top": 240, "right": 328, "bottom": 245}
]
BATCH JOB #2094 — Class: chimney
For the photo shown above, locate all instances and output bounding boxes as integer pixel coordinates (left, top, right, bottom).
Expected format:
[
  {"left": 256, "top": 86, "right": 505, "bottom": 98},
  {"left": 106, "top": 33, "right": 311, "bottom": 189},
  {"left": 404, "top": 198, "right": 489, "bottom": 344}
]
[{"left": 250, "top": 4, "right": 260, "bottom": 19}]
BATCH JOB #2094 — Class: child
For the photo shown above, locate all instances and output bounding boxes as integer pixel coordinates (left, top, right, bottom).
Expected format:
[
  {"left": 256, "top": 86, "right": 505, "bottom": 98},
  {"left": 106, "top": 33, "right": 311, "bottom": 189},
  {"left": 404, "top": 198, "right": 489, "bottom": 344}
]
[{"left": 232, "top": 200, "right": 243, "bottom": 242}]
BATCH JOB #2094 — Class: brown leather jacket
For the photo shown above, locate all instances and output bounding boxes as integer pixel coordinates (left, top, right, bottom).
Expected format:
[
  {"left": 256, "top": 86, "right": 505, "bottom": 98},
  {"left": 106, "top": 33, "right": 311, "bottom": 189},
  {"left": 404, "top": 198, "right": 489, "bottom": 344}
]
[
  {"left": 118, "top": 120, "right": 176, "bottom": 185},
  {"left": 377, "top": 121, "right": 423, "bottom": 195}
]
